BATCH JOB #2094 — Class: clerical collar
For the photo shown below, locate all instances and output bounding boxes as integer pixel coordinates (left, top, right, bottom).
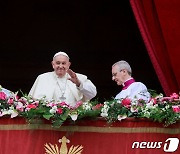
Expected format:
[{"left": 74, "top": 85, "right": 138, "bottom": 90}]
[
  {"left": 122, "top": 78, "right": 135, "bottom": 90},
  {"left": 54, "top": 71, "right": 67, "bottom": 79}
]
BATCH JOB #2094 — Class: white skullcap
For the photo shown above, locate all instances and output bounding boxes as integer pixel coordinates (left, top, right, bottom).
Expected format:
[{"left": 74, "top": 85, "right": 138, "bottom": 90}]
[{"left": 53, "top": 51, "right": 70, "bottom": 59}]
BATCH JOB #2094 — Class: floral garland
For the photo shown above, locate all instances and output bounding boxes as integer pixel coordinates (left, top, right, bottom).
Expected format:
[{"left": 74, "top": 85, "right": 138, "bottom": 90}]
[
  {"left": 0, "top": 86, "right": 180, "bottom": 127},
  {"left": 101, "top": 93, "right": 180, "bottom": 127},
  {"left": 0, "top": 86, "right": 102, "bottom": 127}
]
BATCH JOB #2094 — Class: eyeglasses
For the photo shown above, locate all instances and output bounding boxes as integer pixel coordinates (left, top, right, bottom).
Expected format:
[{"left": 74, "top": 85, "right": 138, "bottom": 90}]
[
  {"left": 112, "top": 72, "right": 117, "bottom": 77},
  {"left": 112, "top": 70, "right": 124, "bottom": 78}
]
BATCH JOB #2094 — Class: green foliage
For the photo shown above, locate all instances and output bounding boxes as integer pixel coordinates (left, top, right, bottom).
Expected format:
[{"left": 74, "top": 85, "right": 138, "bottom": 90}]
[
  {"left": 100, "top": 97, "right": 180, "bottom": 127},
  {"left": 0, "top": 87, "right": 180, "bottom": 127}
]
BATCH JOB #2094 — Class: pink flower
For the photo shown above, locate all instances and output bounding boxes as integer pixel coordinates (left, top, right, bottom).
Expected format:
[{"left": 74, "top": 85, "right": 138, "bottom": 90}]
[
  {"left": 15, "top": 95, "right": 20, "bottom": 100},
  {"left": 161, "top": 97, "right": 172, "bottom": 102},
  {"left": 59, "top": 102, "right": 67, "bottom": 106},
  {"left": 7, "top": 98, "right": 14, "bottom": 105},
  {"left": 57, "top": 108, "right": 63, "bottom": 114},
  {"left": 121, "top": 98, "right": 131, "bottom": 108},
  {"left": 16, "top": 102, "right": 24, "bottom": 112},
  {"left": 149, "top": 98, "right": 157, "bottom": 105},
  {"left": 170, "top": 93, "right": 179, "bottom": 99},
  {"left": 47, "top": 102, "right": 56, "bottom": 107},
  {"left": 161, "top": 93, "right": 179, "bottom": 102},
  {"left": 73, "top": 101, "right": 83, "bottom": 109},
  {"left": 0, "top": 92, "right": 7, "bottom": 100},
  {"left": 18, "top": 98, "right": 28, "bottom": 105},
  {"left": 26, "top": 104, "right": 37, "bottom": 110},
  {"left": 172, "top": 105, "right": 180, "bottom": 113},
  {"left": 59, "top": 102, "right": 70, "bottom": 108},
  {"left": 92, "top": 104, "right": 103, "bottom": 110},
  {"left": 32, "top": 101, "right": 39, "bottom": 106}
]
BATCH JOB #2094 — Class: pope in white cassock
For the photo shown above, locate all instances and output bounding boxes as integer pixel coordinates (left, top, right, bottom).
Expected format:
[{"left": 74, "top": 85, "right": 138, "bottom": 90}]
[
  {"left": 112, "top": 60, "right": 151, "bottom": 102},
  {"left": 29, "top": 51, "right": 97, "bottom": 107}
]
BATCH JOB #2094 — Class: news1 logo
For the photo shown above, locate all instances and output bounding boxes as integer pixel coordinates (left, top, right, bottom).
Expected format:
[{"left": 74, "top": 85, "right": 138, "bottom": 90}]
[
  {"left": 164, "top": 138, "right": 179, "bottom": 152},
  {"left": 132, "top": 138, "right": 179, "bottom": 152}
]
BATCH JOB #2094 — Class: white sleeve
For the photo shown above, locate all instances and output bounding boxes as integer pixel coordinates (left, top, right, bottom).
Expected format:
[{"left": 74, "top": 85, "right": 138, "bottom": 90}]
[
  {"left": 28, "top": 73, "right": 54, "bottom": 100},
  {"left": 76, "top": 74, "right": 97, "bottom": 100},
  {"left": 130, "top": 82, "right": 151, "bottom": 102}
]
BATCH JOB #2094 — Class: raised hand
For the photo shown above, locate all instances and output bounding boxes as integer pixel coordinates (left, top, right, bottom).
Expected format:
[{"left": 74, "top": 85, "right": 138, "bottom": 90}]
[{"left": 67, "top": 69, "right": 81, "bottom": 87}]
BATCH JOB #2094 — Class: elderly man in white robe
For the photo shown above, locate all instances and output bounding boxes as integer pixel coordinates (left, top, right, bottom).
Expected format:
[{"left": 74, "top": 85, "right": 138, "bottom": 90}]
[
  {"left": 29, "top": 51, "right": 97, "bottom": 107},
  {"left": 112, "top": 60, "right": 150, "bottom": 102}
]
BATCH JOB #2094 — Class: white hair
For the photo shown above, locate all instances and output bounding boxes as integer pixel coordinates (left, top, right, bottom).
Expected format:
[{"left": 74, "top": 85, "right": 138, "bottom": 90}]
[{"left": 112, "top": 60, "right": 132, "bottom": 75}]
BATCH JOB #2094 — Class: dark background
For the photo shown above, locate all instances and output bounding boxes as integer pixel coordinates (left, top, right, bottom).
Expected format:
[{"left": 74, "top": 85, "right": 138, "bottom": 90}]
[{"left": 0, "top": 0, "right": 163, "bottom": 101}]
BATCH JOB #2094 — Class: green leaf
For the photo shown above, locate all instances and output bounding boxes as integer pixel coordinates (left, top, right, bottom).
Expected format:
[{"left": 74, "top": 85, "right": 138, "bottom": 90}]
[{"left": 43, "top": 114, "right": 53, "bottom": 120}]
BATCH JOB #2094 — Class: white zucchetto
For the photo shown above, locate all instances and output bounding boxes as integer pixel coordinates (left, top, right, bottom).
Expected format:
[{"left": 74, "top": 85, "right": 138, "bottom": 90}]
[{"left": 53, "top": 51, "right": 69, "bottom": 59}]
